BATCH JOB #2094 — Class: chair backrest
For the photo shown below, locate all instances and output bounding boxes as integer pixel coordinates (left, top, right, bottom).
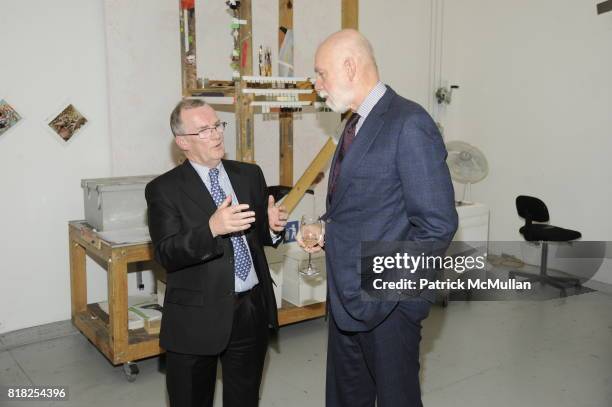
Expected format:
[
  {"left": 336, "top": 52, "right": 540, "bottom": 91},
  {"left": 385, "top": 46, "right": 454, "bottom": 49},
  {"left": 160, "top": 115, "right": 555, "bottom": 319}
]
[
  {"left": 268, "top": 185, "right": 314, "bottom": 203},
  {"left": 516, "top": 195, "right": 549, "bottom": 222}
]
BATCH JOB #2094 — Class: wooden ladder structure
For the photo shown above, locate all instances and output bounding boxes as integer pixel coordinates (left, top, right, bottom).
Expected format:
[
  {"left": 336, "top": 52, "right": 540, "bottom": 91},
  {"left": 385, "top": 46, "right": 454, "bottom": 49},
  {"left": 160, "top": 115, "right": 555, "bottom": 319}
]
[{"left": 179, "top": 0, "right": 359, "bottom": 214}]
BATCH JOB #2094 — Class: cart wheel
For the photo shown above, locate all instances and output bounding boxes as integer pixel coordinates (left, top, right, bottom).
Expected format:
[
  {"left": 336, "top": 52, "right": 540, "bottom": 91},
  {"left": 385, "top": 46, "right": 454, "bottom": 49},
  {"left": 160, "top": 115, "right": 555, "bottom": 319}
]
[{"left": 123, "top": 362, "right": 139, "bottom": 382}]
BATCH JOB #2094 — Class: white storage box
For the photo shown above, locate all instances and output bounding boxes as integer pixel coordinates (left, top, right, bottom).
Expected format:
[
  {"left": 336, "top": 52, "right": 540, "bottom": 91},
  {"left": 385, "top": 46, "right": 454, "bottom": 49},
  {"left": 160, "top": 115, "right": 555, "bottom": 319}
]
[
  {"left": 157, "top": 280, "right": 166, "bottom": 307},
  {"left": 81, "top": 175, "right": 156, "bottom": 231},
  {"left": 264, "top": 246, "right": 284, "bottom": 309},
  {"left": 282, "top": 250, "right": 326, "bottom": 307},
  {"left": 454, "top": 202, "right": 489, "bottom": 242}
]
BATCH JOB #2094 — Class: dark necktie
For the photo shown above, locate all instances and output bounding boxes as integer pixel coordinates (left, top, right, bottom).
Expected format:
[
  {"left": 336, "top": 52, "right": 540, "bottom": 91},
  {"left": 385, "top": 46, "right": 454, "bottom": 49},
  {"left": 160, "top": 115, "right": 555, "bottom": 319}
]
[
  {"left": 208, "top": 168, "right": 252, "bottom": 281},
  {"left": 329, "top": 113, "right": 361, "bottom": 199}
]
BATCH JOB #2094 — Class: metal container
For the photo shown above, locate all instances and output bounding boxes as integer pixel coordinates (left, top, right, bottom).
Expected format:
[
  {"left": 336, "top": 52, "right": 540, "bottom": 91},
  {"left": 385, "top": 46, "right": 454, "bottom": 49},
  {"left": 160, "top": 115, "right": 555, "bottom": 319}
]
[{"left": 81, "top": 175, "right": 156, "bottom": 231}]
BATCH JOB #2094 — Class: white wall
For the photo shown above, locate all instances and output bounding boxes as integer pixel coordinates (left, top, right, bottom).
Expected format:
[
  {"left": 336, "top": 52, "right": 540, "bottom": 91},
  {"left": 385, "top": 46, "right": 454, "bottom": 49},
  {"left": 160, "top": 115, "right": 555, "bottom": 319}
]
[
  {"left": 104, "top": 0, "right": 183, "bottom": 175},
  {"left": 438, "top": 0, "right": 612, "bottom": 283},
  {"left": 361, "top": 0, "right": 435, "bottom": 110},
  {"left": 0, "top": 0, "right": 113, "bottom": 333},
  {"left": 0, "top": 0, "right": 450, "bottom": 334},
  {"left": 292, "top": 0, "right": 342, "bottom": 215},
  {"left": 252, "top": 0, "right": 281, "bottom": 184},
  {"left": 9, "top": 0, "right": 607, "bottom": 334}
]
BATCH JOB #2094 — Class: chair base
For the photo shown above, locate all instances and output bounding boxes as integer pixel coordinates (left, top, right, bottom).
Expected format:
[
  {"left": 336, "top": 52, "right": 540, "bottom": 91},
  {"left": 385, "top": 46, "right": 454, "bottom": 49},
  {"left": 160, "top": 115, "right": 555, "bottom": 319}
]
[
  {"left": 508, "top": 270, "right": 581, "bottom": 298},
  {"left": 508, "top": 242, "right": 582, "bottom": 298}
]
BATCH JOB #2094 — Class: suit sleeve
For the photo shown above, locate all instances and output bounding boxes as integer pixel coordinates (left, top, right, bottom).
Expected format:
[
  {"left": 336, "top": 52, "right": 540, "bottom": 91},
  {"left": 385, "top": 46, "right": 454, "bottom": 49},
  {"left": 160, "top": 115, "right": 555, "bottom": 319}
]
[
  {"left": 145, "top": 181, "right": 224, "bottom": 273},
  {"left": 396, "top": 111, "right": 458, "bottom": 244},
  {"left": 255, "top": 166, "right": 283, "bottom": 248}
]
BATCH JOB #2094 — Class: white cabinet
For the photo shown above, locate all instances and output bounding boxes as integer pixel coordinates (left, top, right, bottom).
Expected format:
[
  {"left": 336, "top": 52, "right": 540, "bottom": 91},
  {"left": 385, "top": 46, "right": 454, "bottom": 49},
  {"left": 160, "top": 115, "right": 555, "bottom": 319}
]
[
  {"left": 265, "top": 246, "right": 327, "bottom": 308},
  {"left": 264, "top": 246, "right": 285, "bottom": 309},
  {"left": 455, "top": 202, "right": 490, "bottom": 243},
  {"left": 281, "top": 250, "right": 327, "bottom": 307}
]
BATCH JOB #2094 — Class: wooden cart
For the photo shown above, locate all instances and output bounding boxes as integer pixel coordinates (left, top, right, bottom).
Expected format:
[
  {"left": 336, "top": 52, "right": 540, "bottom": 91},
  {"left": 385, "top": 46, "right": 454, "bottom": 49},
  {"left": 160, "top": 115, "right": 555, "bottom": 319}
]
[{"left": 69, "top": 221, "right": 325, "bottom": 381}]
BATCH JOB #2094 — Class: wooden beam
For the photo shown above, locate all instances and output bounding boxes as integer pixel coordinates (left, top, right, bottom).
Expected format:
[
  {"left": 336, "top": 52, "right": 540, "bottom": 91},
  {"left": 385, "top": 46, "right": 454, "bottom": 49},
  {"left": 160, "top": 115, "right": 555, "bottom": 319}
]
[
  {"left": 279, "top": 0, "right": 293, "bottom": 37},
  {"left": 73, "top": 309, "right": 115, "bottom": 363},
  {"left": 341, "top": 0, "right": 358, "bottom": 123},
  {"left": 188, "top": 86, "right": 236, "bottom": 98},
  {"left": 279, "top": 0, "right": 359, "bottom": 213},
  {"left": 279, "top": 111, "right": 294, "bottom": 185},
  {"left": 278, "top": 300, "right": 326, "bottom": 326},
  {"left": 69, "top": 231, "right": 87, "bottom": 318},
  {"left": 279, "top": 0, "right": 294, "bottom": 186},
  {"left": 236, "top": 0, "right": 255, "bottom": 162},
  {"left": 179, "top": 1, "right": 197, "bottom": 96},
  {"left": 597, "top": 0, "right": 612, "bottom": 15},
  {"left": 108, "top": 252, "right": 129, "bottom": 363},
  {"left": 342, "top": 0, "right": 359, "bottom": 29},
  {"left": 282, "top": 138, "right": 336, "bottom": 214}
]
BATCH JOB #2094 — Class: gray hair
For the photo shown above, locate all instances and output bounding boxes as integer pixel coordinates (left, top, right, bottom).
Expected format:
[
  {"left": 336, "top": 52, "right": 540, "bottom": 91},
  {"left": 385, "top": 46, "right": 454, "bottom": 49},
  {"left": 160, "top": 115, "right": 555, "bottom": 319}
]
[{"left": 169, "top": 99, "right": 208, "bottom": 137}]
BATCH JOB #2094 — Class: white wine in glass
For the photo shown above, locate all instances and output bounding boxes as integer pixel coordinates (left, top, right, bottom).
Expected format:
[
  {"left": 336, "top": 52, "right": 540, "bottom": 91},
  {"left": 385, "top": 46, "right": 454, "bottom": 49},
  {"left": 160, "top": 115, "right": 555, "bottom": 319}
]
[{"left": 299, "top": 215, "right": 323, "bottom": 276}]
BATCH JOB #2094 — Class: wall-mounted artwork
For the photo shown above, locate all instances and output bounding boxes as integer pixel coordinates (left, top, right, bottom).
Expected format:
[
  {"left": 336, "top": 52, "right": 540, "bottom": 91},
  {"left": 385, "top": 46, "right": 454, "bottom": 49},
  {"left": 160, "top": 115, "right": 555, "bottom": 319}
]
[
  {"left": 0, "top": 99, "right": 22, "bottom": 137},
  {"left": 48, "top": 104, "right": 87, "bottom": 142}
]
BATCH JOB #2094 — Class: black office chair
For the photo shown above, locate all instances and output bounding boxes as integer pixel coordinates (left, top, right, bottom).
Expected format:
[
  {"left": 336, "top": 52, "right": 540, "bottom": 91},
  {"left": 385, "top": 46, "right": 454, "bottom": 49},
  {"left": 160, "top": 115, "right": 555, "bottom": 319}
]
[{"left": 508, "top": 195, "right": 582, "bottom": 297}]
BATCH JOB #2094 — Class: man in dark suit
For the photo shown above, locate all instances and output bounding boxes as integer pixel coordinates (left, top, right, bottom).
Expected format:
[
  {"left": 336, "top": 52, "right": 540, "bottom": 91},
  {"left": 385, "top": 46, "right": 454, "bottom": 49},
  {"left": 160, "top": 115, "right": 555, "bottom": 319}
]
[
  {"left": 302, "top": 30, "right": 459, "bottom": 406},
  {"left": 145, "top": 99, "right": 287, "bottom": 407}
]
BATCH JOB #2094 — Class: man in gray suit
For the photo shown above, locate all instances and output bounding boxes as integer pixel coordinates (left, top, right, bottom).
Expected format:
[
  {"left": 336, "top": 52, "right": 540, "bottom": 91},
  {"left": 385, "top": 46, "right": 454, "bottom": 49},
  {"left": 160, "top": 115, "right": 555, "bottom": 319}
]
[{"left": 300, "top": 29, "right": 458, "bottom": 407}]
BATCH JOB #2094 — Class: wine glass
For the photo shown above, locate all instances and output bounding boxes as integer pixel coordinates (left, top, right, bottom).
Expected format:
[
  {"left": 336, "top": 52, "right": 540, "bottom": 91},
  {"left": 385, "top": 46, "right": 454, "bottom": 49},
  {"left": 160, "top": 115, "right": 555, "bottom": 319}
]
[{"left": 299, "top": 215, "right": 323, "bottom": 277}]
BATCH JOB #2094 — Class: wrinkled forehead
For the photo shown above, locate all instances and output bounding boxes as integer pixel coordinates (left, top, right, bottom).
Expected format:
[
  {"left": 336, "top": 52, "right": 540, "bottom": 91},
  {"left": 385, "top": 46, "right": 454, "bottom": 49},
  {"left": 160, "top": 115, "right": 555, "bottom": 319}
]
[
  {"left": 181, "top": 105, "right": 218, "bottom": 128},
  {"left": 315, "top": 43, "right": 337, "bottom": 71}
]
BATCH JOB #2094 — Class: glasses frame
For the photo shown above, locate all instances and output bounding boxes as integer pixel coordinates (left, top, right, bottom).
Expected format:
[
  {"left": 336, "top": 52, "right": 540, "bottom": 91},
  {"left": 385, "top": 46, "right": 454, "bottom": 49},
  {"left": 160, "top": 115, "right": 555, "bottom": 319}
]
[{"left": 178, "top": 121, "right": 227, "bottom": 140}]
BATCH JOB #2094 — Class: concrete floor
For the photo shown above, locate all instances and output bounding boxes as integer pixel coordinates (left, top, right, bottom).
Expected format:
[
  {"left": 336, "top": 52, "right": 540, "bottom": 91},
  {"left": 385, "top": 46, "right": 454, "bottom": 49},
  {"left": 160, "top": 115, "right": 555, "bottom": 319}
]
[{"left": 2, "top": 283, "right": 612, "bottom": 406}]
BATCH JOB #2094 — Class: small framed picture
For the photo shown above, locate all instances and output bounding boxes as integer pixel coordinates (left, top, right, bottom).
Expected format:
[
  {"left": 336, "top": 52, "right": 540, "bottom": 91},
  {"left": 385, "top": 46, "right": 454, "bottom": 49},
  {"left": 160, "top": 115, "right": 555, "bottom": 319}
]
[
  {"left": 47, "top": 103, "right": 88, "bottom": 143},
  {"left": 0, "top": 99, "right": 23, "bottom": 137}
]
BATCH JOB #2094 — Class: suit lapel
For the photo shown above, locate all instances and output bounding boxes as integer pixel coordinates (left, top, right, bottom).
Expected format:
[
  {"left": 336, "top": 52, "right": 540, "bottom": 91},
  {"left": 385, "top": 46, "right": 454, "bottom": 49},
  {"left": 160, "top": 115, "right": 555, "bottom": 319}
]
[
  {"left": 223, "top": 160, "right": 254, "bottom": 239},
  {"left": 328, "top": 87, "right": 396, "bottom": 212},
  {"left": 178, "top": 160, "right": 217, "bottom": 216},
  {"left": 223, "top": 160, "right": 251, "bottom": 208},
  {"left": 326, "top": 117, "right": 350, "bottom": 210}
]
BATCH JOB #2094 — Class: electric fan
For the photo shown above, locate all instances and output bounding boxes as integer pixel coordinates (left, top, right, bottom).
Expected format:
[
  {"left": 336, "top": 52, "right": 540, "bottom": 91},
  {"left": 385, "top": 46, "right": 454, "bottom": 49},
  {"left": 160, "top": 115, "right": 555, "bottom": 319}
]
[{"left": 445, "top": 141, "right": 489, "bottom": 204}]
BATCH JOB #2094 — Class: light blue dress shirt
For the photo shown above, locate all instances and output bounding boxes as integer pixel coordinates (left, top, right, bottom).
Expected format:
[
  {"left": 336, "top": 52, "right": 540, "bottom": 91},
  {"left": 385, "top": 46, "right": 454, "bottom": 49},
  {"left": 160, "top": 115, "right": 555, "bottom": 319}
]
[{"left": 190, "top": 161, "right": 259, "bottom": 292}]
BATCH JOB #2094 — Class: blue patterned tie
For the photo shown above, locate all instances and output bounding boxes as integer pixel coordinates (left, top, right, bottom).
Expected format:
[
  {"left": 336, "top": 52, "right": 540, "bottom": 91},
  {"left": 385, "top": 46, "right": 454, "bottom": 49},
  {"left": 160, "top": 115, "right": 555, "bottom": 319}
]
[{"left": 208, "top": 168, "right": 252, "bottom": 281}]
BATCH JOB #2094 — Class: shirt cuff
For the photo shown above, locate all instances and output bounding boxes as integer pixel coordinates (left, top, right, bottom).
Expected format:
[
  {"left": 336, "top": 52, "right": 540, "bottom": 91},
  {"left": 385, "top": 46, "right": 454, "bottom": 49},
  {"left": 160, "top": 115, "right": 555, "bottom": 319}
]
[{"left": 270, "top": 229, "right": 283, "bottom": 244}]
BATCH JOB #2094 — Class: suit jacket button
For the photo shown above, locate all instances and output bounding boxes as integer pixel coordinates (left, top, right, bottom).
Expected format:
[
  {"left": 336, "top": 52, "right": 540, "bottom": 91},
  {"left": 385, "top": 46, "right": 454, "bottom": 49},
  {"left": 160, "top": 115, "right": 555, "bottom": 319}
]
[{"left": 326, "top": 218, "right": 332, "bottom": 224}]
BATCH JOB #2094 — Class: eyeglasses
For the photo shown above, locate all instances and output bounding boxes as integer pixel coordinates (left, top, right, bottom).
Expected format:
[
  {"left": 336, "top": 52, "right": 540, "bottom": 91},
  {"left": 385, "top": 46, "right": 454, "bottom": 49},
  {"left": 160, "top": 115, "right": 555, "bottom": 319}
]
[{"left": 178, "top": 121, "right": 227, "bottom": 140}]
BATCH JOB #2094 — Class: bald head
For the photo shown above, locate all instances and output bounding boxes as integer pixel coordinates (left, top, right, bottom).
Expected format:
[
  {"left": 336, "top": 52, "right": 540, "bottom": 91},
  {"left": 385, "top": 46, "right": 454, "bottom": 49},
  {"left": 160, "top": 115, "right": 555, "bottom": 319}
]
[
  {"left": 318, "top": 29, "right": 378, "bottom": 75},
  {"left": 314, "top": 30, "right": 380, "bottom": 113}
]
